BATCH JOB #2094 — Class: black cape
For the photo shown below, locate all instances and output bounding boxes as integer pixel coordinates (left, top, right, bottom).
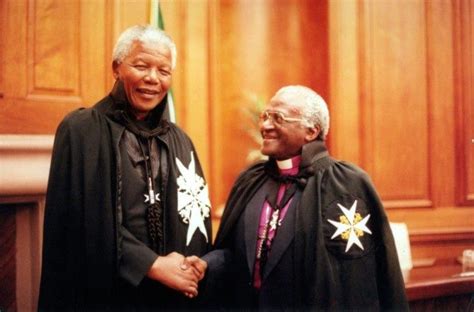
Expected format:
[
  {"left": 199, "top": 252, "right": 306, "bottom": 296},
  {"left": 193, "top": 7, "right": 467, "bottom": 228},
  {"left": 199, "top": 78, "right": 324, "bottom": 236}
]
[
  {"left": 213, "top": 140, "right": 408, "bottom": 310},
  {"left": 38, "top": 84, "right": 212, "bottom": 311}
]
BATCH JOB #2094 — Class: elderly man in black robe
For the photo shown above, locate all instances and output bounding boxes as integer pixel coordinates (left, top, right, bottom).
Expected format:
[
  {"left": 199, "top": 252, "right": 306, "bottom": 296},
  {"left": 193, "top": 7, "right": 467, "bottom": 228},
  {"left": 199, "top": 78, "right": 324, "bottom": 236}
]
[
  {"left": 39, "top": 25, "right": 211, "bottom": 311},
  {"left": 203, "top": 85, "right": 408, "bottom": 311}
]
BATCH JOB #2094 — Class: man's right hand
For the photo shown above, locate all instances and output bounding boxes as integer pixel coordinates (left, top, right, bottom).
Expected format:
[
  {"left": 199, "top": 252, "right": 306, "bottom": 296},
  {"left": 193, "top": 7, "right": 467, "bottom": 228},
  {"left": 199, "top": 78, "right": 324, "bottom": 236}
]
[
  {"left": 146, "top": 252, "right": 199, "bottom": 298},
  {"left": 182, "top": 255, "right": 208, "bottom": 281}
]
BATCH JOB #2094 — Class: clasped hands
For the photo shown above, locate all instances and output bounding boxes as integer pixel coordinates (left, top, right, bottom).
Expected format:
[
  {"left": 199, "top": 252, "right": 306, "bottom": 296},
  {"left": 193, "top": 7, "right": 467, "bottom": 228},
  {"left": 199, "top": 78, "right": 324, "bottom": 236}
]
[{"left": 147, "top": 252, "right": 207, "bottom": 298}]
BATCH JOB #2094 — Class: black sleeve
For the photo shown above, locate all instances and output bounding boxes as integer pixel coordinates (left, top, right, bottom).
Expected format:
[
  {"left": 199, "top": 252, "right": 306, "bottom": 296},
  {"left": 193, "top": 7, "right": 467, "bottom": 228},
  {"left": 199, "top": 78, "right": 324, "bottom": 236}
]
[
  {"left": 198, "top": 249, "right": 233, "bottom": 308},
  {"left": 118, "top": 225, "right": 158, "bottom": 286}
]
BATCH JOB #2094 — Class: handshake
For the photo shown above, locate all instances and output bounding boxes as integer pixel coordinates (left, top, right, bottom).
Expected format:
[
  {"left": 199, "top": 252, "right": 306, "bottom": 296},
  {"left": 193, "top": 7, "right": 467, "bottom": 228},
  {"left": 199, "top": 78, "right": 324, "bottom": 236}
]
[{"left": 146, "top": 252, "right": 208, "bottom": 298}]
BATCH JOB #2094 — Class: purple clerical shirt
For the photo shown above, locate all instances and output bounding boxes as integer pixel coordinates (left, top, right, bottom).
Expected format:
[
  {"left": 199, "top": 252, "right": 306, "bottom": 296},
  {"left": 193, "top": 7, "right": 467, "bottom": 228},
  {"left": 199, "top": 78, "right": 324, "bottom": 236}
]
[{"left": 253, "top": 155, "right": 301, "bottom": 289}]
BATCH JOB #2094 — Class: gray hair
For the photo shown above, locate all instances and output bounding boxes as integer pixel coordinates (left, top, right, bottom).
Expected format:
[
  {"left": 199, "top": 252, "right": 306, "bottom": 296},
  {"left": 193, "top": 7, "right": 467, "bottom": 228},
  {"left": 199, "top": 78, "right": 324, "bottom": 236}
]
[
  {"left": 275, "top": 85, "right": 330, "bottom": 140},
  {"left": 112, "top": 25, "right": 177, "bottom": 69}
]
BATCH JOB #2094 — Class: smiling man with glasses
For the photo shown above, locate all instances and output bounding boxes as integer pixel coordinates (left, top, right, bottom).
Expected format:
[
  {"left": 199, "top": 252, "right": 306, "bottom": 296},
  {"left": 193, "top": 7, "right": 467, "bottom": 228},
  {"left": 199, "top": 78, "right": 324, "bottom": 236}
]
[{"left": 202, "top": 85, "right": 408, "bottom": 311}]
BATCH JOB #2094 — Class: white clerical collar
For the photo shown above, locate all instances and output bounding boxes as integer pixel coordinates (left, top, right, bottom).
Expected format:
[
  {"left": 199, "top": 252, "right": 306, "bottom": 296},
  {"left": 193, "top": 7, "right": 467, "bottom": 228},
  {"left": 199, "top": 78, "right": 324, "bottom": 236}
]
[
  {"left": 276, "top": 155, "right": 301, "bottom": 170},
  {"left": 276, "top": 159, "right": 293, "bottom": 170}
]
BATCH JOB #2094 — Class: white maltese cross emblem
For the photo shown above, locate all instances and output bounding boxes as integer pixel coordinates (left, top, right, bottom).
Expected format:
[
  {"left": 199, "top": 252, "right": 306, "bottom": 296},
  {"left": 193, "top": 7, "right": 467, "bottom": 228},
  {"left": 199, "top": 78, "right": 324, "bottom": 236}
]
[
  {"left": 176, "top": 152, "right": 211, "bottom": 246},
  {"left": 327, "top": 200, "right": 372, "bottom": 252}
]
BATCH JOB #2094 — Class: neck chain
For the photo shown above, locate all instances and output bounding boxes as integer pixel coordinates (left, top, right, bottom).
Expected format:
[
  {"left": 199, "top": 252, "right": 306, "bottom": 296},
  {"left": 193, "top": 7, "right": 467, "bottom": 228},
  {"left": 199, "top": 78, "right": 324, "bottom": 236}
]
[{"left": 256, "top": 182, "right": 297, "bottom": 276}]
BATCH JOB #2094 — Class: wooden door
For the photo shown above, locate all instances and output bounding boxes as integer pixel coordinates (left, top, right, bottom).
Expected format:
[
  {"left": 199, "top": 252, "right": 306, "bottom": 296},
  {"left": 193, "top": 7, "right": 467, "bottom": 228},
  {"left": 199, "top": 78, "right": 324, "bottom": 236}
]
[{"left": 0, "top": 0, "right": 112, "bottom": 134}]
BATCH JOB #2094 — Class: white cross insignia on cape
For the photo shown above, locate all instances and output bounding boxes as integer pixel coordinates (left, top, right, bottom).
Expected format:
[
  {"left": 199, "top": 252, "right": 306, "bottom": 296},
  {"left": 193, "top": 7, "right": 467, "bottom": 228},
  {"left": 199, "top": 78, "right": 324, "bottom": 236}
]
[
  {"left": 327, "top": 200, "right": 372, "bottom": 252},
  {"left": 176, "top": 152, "right": 210, "bottom": 246}
]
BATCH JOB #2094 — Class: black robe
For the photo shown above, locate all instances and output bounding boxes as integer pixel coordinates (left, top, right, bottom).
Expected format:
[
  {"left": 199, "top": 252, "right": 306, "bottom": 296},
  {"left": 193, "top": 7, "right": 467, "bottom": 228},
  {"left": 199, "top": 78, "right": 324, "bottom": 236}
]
[
  {"left": 38, "top": 84, "right": 212, "bottom": 311},
  {"left": 210, "top": 140, "right": 408, "bottom": 310}
]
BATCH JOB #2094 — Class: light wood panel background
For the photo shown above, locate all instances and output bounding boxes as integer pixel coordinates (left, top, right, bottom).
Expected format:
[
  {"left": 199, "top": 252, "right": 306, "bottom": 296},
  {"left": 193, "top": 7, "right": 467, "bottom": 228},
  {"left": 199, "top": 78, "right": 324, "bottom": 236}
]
[
  {"left": 327, "top": 0, "right": 473, "bottom": 262},
  {"left": 0, "top": 0, "right": 473, "bottom": 309}
]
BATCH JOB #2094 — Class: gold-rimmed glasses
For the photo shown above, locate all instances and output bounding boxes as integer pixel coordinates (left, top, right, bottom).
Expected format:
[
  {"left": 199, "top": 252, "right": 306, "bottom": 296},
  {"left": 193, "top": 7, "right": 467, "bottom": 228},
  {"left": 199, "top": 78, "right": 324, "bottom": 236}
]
[{"left": 259, "top": 110, "right": 306, "bottom": 127}]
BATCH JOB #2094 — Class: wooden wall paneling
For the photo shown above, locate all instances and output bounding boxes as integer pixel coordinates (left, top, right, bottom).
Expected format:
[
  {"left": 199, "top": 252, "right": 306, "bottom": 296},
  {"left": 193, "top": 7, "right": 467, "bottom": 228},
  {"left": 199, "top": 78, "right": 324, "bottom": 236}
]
[
  {"left": 0, "top": 0, "right": 8, "bottom": 103},
  {"left": 0, "top": 0, "right": 109, "bottom": 134},
  {"left": 426, "top": 0, "right": 456, "bottom": 208},
  {"left": 80, "top": 1, "right": 109, "bottom": 106},
  {"left": 110, "top": 0, "right": 148, "bottom": 42},
  {"left": 31, "top": 0, "right": 79, "bottom": 96},
  {"left": 209, "top": 0, "right": 329, "bottom": 209},
  {"left": 15, "top": 199, "right": 44, "bottom": 312},
  {"left": 329, "top": 0, "right": 474, "bottom": 261},
  {"left": 388, "top": 206, "right": 474, "bottom": 229},
  {"left": 0, "top": 0, "right": 28, "bottom": 99},
  {"left": 454, "top": 0, "right": 474, "bottom": 205},
  {"left": 182, "top": 1, "right": 211, "bottom": 185},
  {"left": 466, "top": 1, "right": 474, "bottom": 203},
  {"left": 360, "top": 0, "right": 432, "bottom": 209},
  {"left": 328, "top": 0, "right": 361, "bottom": 164},
  {"left": 409, "top": 227, "right": 474, "bottom": 263},
  {"left": 211, "top": 0, "right": 270, "bottom": 208},
  {"left": 0, "top": 0, "right": 29, "bottom": 133}
]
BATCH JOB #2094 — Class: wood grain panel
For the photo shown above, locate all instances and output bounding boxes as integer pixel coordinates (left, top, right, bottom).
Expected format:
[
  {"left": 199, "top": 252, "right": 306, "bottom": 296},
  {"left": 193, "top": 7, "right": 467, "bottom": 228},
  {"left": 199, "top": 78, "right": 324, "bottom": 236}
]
[
  {"left": 454, "top": 0, "right": 474, "bottom": 205},
  {"left": 1, "top": 0, "right": 28, "bottom": 99},
  {"left": 0, "top": 0, "right": 108, "bottom": 134},
  {"left": 209, "top": 0, "right": 329, "bottom": 207},
  {"left": 360, "top": 0, "right": 431, "bottom": 207},
  {"left": 331, "top": 0, "right": 473, "bottom": 264},
  {"left": 80, "top": 1, "right": 109, "bottom": 106},
  {"left": 329, "top": 0, "right": 360, "bottom": 164},
  {"left": 32, "top": 0, "right": 79, "bottom": 94},
  {"left": 182, "top": 1, "right": 211, "bottom": 182},
  {"left": 15, "top": 200, "right": 45, "bottom": 312},
  {"left": 409, "top": 227, "right": 474, "bottom": 263},
  {"left": 426, "top": 0, "right": 456, "bottom": 208}
]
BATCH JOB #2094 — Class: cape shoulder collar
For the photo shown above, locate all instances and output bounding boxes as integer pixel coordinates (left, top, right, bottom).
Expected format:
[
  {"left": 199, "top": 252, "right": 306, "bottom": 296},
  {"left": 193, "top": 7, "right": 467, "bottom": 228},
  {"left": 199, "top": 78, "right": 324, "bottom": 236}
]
[{"left": 300, "top": 140, "right": 334, "bottom": 172}]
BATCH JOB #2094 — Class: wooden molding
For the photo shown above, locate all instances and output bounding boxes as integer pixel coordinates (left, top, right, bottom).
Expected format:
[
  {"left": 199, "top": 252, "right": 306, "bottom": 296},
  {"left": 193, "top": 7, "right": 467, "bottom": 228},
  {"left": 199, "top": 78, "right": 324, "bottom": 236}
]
[
  {"left": 408, "top": 226, "right": 474, "bottom": 263},
  {"left": 409, "top": 227, "right": 474, "bottom": 243},
  {"left": 0, "top": 135, "right": 53, "bottom": 196},
  {"left": 453, "top": 0, "right": 474, "bottom": 206},
  {"left": 384, "top": 199, "right": 433, "bottom": 209}
]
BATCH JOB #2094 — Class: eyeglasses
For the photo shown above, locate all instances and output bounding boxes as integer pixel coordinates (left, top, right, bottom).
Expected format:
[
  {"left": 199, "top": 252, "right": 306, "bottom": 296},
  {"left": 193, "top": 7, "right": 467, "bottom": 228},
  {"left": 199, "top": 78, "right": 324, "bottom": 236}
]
[{"left": 259, "top": 110, "right": 306, "bottom": 126}]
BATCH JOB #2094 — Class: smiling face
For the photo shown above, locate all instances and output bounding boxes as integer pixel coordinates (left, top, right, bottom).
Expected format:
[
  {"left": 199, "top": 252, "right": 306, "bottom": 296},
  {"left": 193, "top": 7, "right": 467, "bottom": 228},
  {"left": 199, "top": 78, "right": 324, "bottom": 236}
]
[
  {"left": 260, "top": 93, "right": 319, "bottom": 160},
  {"left": 113, "top": 40, "right": 172, "bottom": 120}
]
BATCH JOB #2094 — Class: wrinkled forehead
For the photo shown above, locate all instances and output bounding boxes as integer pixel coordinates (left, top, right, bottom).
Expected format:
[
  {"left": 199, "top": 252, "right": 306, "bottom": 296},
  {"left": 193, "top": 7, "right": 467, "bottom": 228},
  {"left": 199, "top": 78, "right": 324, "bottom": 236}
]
[
  {"left": 130, "top": 40, "right": 171, "bottom": 56},
  {"left": 269, "top": 92, "right": 305, "bottom": 114}
]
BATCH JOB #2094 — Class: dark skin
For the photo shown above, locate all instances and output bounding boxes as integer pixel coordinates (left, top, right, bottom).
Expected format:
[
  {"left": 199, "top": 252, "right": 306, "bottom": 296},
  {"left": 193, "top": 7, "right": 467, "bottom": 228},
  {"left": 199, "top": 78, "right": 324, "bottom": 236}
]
[
  {"left": 113, "top": 41, "right": 172, "bottom": 120},
  {"left": 114, "top": 40, "right": 207, "bottom": 298},
  {"left": 260, "top": 93, "right": 320, "bottom": 159}
]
